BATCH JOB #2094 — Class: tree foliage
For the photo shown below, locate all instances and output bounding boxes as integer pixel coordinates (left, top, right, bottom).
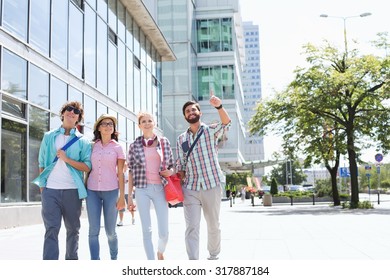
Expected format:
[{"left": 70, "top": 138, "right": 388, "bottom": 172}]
[
  {"left": 269, "top": 160, "right": 306, "bottom": 186},
  {"left": 226, "top": 172, "right": 252, "bottom": 188},
  {"left": 249, "top": 37, "right": 390, "bottom": 208}
]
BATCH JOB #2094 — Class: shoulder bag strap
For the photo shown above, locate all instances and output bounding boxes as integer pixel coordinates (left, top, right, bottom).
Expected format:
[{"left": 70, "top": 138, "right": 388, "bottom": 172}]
[
  {"left": 186, "top": 127, "right": 204, "bottom": 160},
  {"left": 52, "top": 136, "right": 81, "bottom": 163}
]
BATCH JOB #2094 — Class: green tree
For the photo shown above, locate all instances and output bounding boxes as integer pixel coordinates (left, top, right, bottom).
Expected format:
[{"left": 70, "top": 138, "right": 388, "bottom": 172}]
[
  {"left": 269, "top": 160, "right": 306, "bottom": 186},
  {"left": 226, "top": 172, "right": 252, "bottom": 188},
  {"left": 250, "top": 37, "right": 390, "bottom": 208}
]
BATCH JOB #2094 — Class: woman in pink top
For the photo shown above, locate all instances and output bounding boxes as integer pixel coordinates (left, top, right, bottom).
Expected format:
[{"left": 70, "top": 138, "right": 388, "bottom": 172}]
[
  {"left": 127, "top": 112, "right": 174, "bottom": 260},
  {"left": 86, "top": 114, "right": 126, "bottom": 260}
]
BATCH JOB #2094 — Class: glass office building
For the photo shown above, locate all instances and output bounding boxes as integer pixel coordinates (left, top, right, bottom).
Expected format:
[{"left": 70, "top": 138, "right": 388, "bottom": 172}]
[
  {"left": 158, "top": 0, "right": 247, "bottom": 171},
  {"left": 0, "top": 0, "right": 175, "bottom": 221}
]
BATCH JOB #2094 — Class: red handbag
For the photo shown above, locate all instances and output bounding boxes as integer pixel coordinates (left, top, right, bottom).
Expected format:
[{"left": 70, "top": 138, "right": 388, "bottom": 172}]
[
  {"left": 164, "top": 173, "right": 183, "bottom": 205},
  {"left": 160, "top": 140, "right": 183, "bottom": 206}
]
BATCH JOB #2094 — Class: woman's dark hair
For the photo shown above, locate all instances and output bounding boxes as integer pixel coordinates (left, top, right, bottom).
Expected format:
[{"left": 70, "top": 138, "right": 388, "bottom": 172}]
[{"left": 60, "top": 101, "right": 84, "bottom": 124}]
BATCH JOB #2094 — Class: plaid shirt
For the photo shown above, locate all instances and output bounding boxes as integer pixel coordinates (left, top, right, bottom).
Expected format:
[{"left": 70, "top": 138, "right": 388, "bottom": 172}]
[
  {"left": 127, "top": 136, "right": 174, "bottom": 188},
  {"left": 176, "top": 121, "right": 230, "bottom": 191}
]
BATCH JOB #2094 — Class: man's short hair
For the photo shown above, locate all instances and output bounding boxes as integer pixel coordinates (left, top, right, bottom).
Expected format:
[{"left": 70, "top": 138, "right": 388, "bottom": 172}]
[{"left": 182, "top": 101, "right": 200, "bottom": 115}]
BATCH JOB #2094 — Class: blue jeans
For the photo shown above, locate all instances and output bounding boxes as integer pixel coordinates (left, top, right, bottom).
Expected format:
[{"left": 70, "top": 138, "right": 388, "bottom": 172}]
[
  {"left": 135, "top": 184, "right": 169, "bottom": 260},
  {"left": 41, "top": 188, "right": 82, "bottom": 260},
  {"left": 86, "top": 188, "right": 119, "bottom": 260}
]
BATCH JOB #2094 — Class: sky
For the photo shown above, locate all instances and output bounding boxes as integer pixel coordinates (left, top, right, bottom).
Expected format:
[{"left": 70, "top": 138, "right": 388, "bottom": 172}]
[{"left": 239, "top": 0, "right": 390, "bottom": 166}]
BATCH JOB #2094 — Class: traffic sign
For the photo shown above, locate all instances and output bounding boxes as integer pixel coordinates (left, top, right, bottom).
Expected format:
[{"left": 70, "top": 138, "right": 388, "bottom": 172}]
[
  {"left": 375, "top": 153, "right": 383, "bottom": 162},
  {"left": 339, "top": 167, "right": 350, "bottom": 177}
]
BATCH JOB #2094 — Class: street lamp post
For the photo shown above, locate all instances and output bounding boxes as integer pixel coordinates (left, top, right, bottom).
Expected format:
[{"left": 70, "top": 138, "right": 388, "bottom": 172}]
[{"left": 320, "top": 12, "right": 372, "bottom": 55}]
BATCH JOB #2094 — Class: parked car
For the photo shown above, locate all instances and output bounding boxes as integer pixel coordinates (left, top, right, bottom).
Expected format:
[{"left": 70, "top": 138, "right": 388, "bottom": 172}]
[
  {"left": 261, "top": 186, "right": 271, "bottom": 193},
  {"left": 287, "top": 185, "right": 305, "bottom": 192},
  {"left": 303, "top": 185, "right": 316, "bottom": 192}
]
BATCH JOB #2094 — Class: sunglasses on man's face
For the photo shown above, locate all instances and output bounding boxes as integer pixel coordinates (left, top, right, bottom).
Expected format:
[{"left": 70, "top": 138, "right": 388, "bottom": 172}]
[{"left": 65, "top": 106, "right": 81, "bottom": 115}]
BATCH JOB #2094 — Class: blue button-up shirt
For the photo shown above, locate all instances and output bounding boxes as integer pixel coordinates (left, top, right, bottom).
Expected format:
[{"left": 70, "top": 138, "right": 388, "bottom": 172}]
[{"left": 32, "top": 127, "right": 92, "bottom": 199}]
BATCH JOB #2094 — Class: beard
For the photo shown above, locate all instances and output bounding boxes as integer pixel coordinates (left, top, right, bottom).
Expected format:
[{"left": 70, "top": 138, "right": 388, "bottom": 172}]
[{"left": 185, "top": 114, "right": 200, "bottom": 124}]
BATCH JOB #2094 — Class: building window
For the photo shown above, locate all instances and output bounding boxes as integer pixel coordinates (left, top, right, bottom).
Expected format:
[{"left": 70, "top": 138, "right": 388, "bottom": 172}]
[
  {"left": 108, "top": 0, "right": 117, "bottom": 34},
  {"left": 69, "top": 2, "right": 84, "bottom": 77},
  {"left": 197, "top": 65, "right": 234, "bottom": 100},
  {"left": 108, "top": 28, "right": 118, "bottom": 45},
  {"left": 1, "top": 49, "right": 27, "bottom": 100},
  {"left": 2, "top": 0, "right": 28, "bottom": 41},
  {"left": 134, "top": 56, "right": 141, "bottom": 69},
  {"left": 118, "top": 41, "right": 126, "bottom": 106},
  {"left": 126, "top": 49, "right": 134, "bottom": 111},
  {"left": 1, "top": 119, "right": 27, "bottom": 203},
  {"left": 71, "top": 0, "right": 84, "bottom": 9},
  {"left": 84, "top": 4, "right": 97, "bottom": 87},
  {"left": 30, "top": 0, "right": 50, "bottom": 55},
  {"left": 29, "top": 64, "right": 49, "bottom": 109},
  {"left": 28, "top": 106, "right": 49, "bottom": 202},
  {"left": 52, "top": 0, "right": 69, "bottom": 68},
  {"left": 108, "top": 41, "right": 118, "bottom": 100},
  {"left": 83, "top": 94, "right": 97, "bottom": 131},
  {"left": 197, "top": 18, "right": 232, "bottom": 53},
  {"left": 50, "top": 76, "right": 67, "bottom": 115},
  {"left": 97, "top": 0, "right": 108, "bottom": 22},
  {"left": 97, "top": 17, "right": 108, "bottom": 94}
]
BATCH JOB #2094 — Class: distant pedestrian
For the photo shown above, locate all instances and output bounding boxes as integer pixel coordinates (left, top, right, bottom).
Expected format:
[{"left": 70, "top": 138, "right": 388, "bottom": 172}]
[{"left": 241, "top": 188, "right": 246, "bottom": 203}]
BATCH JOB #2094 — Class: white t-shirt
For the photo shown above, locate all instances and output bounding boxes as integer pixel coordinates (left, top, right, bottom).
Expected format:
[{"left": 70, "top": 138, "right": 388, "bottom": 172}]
[{"left": 46, "top": 134, "right": 77, "bottom": 190}]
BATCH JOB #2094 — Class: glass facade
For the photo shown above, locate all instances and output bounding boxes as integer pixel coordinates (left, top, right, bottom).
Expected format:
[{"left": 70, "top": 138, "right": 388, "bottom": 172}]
[
  {"left": 197, "top": 65, "right": 235, "bottom": 101},
  {"left": 158, "top": 0, "right": 246, "bottom": 172},
  {"left": 0, "top": 0, "right": 165, "bottom": 205},
  {"left": 197, "top": 18, "right": 233, "bottom": 53}
]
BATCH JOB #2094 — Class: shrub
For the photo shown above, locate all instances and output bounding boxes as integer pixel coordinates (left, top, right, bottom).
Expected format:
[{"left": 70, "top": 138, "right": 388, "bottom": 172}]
[
  {"left": 342, "top": 200, "right": 374, "bottom": 209},
  {"left": 270, "top": 178, "right": 278, "bottom": 196}
]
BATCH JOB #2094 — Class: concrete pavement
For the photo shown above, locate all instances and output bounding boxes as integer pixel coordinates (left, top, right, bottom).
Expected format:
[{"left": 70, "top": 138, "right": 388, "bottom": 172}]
[{"left": 1, "top": 197, "right": 390, "bottom": 260}]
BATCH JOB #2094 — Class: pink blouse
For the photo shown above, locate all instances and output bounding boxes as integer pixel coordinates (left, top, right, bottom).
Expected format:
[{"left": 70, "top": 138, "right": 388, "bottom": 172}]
[{"left": 87, "top": 139, "right": 125, "bottom": 191}]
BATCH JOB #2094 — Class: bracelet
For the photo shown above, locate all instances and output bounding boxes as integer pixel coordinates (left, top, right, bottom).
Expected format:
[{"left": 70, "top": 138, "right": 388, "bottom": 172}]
[{"left": 215, "top": 104, "right": 223, "bottom": 110}]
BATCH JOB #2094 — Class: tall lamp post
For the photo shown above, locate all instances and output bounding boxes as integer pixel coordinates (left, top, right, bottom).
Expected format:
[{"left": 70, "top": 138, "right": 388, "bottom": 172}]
[{"left": 320, "top": 12, "right": 372, "bottom": 55}]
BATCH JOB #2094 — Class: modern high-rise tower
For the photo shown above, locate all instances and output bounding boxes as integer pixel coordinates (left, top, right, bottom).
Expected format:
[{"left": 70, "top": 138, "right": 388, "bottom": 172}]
[{"left": 242, "top": 21, "right": 264, "bottom": 180}]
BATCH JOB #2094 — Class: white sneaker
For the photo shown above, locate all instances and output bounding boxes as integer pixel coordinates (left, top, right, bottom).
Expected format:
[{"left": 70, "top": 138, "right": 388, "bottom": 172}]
[
  {"left": 207, "top": 255, "right": 219, "bottom": 260},
  {"left": 117, "top": 221, "right": 123, "bottom": 226}
]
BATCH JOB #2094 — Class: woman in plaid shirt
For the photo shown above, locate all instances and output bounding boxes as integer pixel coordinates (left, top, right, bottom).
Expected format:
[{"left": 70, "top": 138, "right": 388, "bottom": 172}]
[{"left": 127, "top": 112, "right": 174, "bottom": 260}]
